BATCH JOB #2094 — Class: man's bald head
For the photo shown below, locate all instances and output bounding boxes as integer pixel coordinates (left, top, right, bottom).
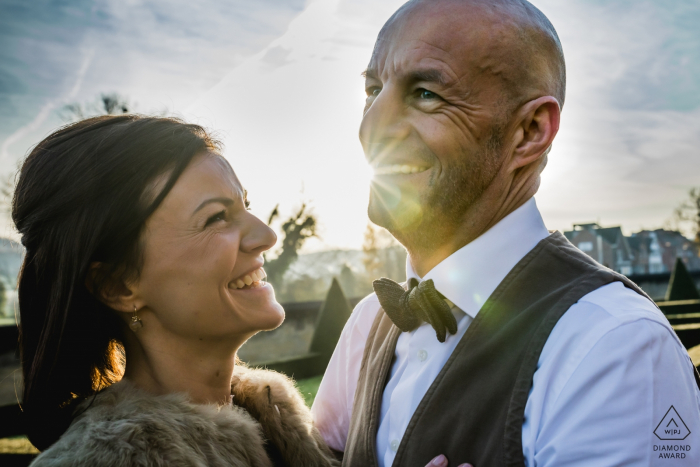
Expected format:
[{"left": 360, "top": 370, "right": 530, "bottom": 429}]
[
  {"left": 377, "top": 0, "right": 566, "bottom": 113},
  {"left": 361, "top": 0, "right": 565, "bottom": 273}
]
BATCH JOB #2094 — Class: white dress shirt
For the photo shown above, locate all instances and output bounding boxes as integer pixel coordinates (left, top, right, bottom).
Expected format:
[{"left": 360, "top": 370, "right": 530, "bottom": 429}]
[{"left": 311, "top": 198, "right": 700, "bottom": 466}]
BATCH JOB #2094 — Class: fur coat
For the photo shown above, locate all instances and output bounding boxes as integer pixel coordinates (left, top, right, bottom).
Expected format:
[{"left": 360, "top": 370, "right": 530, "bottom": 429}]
[{"left": 30, "top": 366, "right": 339, "bottom": 467}]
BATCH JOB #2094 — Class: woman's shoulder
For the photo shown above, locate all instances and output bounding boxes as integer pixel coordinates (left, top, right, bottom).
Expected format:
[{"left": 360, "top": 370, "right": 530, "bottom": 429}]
[
  {"left": 30, "top": 379, "right": 272, "bottom": 467},
  {"left": 232, "top": 365, "right": 340, "bottom": 467}
]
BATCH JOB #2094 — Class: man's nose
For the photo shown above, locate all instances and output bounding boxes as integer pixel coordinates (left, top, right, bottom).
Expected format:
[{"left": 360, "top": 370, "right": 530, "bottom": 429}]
[{"left": 359, "top": 86, "right": 411, "bottom": 161}]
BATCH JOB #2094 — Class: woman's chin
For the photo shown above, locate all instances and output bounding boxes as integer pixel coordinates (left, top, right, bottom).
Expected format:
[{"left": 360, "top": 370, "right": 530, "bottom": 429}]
[
  {"left": 227, "top": 282, "right": 285, "bottom": 331},
  {"left": 257, "top": 300, "right": 286, "bottom": 331}
]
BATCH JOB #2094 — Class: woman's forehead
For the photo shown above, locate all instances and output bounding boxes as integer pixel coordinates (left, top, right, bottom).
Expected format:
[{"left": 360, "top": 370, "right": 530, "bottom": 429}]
[
  {"left": 174, "top": 154, "right": 242, "bottom": 200},
  {"left": 146, "top": 154, "right": 243, "bottom": 224}
]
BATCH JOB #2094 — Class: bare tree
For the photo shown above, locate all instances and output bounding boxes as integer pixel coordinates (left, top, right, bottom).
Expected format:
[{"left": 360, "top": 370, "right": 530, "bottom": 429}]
[
  {"left": 0, "top": 173, "right": 14, "bottom": 215},
  {"left": 362, "top": 222, "right": 398, "bottom": 278},
  {"left": 59, "top": 93, "right": 131, "bottom": 122},
  {"left": 672, "top": 188, "right": 700, "bottom": 244},
  {"left": 264, "top": 204, "right": 318, "bottom": 286}
]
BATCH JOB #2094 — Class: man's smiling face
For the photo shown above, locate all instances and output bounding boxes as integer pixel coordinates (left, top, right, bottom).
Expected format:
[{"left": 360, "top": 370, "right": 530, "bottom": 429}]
[{"left": 360, "top": 1, "right": 509, "bottom": 251}]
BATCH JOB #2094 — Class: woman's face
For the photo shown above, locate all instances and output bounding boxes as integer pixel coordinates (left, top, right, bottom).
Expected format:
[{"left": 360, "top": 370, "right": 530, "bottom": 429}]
[{"left": 132, "top": 153, "right": 284, "bottom": 340}]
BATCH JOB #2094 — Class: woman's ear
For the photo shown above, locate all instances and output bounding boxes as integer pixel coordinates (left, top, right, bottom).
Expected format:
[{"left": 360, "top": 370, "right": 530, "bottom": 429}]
[
  {"left": 85, "top": 262, "right": 137, "bottom": 314},
  {"left": 508, "top": 96, "right": 560, "bottom": 171}
]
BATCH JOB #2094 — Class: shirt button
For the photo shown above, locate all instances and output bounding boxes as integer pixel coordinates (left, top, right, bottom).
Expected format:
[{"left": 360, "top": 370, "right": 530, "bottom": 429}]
[
  {"left": 417, "top": 349, "right": 428, "bottom": 362},
  {"left": 390, "top": 439, "right": 400, "bottom": 452}
]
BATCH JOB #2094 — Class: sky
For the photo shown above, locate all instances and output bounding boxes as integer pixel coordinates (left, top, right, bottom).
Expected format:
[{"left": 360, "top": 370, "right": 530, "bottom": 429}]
[{"left": 1, "top": 0, "right": 699, "bottom": 251}]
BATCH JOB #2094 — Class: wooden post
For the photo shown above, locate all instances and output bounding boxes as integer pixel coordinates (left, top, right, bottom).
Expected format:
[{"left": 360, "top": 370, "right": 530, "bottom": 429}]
[
  {"left": 309, "top": 278, "right": 352, "bottom": 359},
  {"left": 256, "top": 278, "right": 352, "bottom": 379}
]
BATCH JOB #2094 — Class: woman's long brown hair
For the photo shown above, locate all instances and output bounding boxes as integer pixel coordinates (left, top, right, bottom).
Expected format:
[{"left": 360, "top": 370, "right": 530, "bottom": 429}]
[{"left": 12, "top": 115, "right": 220, "bottom": 450}]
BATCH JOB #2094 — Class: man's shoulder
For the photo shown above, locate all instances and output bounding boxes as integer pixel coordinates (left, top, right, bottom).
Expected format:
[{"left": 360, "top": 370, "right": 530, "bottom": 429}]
[
  {"left": 542, "top": 281, "right": 684, "bottom": 374},
  {"left": 551, "top": 281, "right": 677, "bottom": 349},
  {"left": 578, "top": 280, "right": 668, "bottom": 327}
]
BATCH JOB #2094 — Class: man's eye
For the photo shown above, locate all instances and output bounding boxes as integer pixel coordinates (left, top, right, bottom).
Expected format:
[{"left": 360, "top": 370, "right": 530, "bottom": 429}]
[
  {"left": 205, "top": 210, "right": 226, "bottom": 227},
  {"left": 418, "top": 89, "right": 438, "bottom": 99},
  {"left": 366, "top": 87, "right": 381, "bottom": 97}
]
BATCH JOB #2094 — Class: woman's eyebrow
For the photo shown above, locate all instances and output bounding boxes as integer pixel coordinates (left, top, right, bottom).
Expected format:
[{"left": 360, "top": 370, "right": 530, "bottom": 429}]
[{"left": 193, "top": 197, "right": 234, "bottom": 215}]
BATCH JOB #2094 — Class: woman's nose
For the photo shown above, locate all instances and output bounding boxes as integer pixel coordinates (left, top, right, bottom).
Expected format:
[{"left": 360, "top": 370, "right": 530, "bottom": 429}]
[{"left": 240, "top": 213, "right": 277, "bottom": 254}]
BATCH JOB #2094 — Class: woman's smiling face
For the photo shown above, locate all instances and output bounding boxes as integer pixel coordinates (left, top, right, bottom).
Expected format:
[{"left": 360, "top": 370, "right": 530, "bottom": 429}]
[{"left": 132, "top": 153, "right": 284, "bottom": 340}]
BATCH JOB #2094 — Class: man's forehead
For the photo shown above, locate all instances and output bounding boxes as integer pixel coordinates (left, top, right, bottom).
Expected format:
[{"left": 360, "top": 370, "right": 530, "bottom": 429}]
[
  {"left": 369, "top": 3, "right": 508, "bottom": 77},
  {"left": 366, "top": 40, "right": 458, "bottom": 85}
]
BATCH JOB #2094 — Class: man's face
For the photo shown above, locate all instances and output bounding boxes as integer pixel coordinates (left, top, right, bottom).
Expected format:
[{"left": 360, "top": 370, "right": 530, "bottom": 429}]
[{"left": 360, "top": 4, "right": 507, "bottom": 251}]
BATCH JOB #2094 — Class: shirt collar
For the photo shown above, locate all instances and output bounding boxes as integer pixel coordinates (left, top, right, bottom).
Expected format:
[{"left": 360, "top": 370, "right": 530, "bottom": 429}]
[{"left": 405, "top": 197, "right": 549, "bottom": 319}]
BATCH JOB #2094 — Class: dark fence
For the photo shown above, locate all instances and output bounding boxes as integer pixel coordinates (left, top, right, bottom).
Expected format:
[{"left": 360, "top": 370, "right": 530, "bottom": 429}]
[
  {"left": 2, "top": 262, "right": 700, "bottom": 461},
  {"left": 0, "top": 324, "right": 18, "bottom": 355},
  {"left": 243, "top": 278, "right": 353, "bottom": 379},
  {"left": 652, "top": 259, "right": 700, "bottom": 349},
  {"left": 0, "top": 279, "right": 356, "bottom": 447},
  {"left": 629, "top": 267, "right": 700, "bottom": 301}
]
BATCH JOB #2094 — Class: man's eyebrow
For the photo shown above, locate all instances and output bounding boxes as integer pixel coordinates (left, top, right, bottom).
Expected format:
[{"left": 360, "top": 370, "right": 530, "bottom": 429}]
[
  {"left": 193, "top": 197, "right": 235, "bottom": 215},
  {"left": 362, "top": 67, "right": 379, "bottom": 80},
  {"left": 362, "top": 67, "right": 453, "bottom": 87},
  {"left": 407, "top": 69, "right": 452, "bottom": 87}
]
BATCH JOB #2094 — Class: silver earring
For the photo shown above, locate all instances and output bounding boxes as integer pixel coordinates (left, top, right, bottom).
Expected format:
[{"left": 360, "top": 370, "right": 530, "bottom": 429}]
[{"left": 129, "top": 305, "right": 143, "bottom": 331}]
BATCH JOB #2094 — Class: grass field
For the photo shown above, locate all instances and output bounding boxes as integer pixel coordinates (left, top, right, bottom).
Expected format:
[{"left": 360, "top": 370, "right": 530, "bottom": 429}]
[
  {"left": 0, "top": 375, "right": 324, "bottom": 455},
  {"left": 296, "top": 375, "right": 323, "bottom": 407}
]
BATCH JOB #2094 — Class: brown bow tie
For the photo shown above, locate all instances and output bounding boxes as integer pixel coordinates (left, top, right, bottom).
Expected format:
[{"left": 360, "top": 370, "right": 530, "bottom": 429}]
[{"left": 373, "top": 277, "right": 458, "bottom": 343}]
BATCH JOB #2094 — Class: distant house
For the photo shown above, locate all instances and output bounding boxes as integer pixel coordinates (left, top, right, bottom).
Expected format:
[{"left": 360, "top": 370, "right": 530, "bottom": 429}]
[
  {"left": 627, "top": 231, "right": 664, "bottom": 274},
  {"left": 564, "top": 224, "right": 700, "bottom": 276},
  {"left": 630, "top": 230, "right": 700, "bottom": 273},
  {"left": 563, "top": 223, "right": 633, "bottom": 275}
]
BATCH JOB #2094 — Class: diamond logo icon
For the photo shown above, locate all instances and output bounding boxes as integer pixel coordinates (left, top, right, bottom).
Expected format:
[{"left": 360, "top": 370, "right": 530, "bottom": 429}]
[{"left": 654, "top": 406, "right": 691, "bottom": 440}]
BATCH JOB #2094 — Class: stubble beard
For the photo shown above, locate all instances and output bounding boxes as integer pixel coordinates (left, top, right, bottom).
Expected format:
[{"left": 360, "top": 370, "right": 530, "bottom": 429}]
[{"left": 368, "top": 130, "right": 504, "bottom": 258}]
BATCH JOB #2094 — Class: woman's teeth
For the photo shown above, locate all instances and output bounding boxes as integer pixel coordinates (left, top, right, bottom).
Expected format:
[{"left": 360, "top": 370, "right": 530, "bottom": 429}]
[{"left": 232, "top": 268, "right": 266, "bottom": 290}]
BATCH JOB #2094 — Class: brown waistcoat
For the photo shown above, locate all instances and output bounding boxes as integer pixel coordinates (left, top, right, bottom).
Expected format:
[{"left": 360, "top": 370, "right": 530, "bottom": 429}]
[{"left": 343, "top": 232, "right": 658, "bottom": 467}]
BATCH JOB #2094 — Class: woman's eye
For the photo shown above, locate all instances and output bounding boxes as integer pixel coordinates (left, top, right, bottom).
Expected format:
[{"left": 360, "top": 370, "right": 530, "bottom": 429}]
[
  {"left": 418, "top": 89, "right": 438, "bottom": 99},
  {"left": 205, "top": 210, "right": 226, "bottom": 227}
]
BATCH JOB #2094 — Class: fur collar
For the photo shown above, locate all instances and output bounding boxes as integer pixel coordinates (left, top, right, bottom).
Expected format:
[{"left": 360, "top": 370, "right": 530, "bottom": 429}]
[{"left": 31, "top": 366, "right": 338, "bottom": 467}]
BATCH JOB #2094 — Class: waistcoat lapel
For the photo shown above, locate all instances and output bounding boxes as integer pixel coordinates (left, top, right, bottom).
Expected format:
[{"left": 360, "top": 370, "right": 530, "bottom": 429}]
[{"left": 343, "top": 305, "right": 401, "bottom": 467}]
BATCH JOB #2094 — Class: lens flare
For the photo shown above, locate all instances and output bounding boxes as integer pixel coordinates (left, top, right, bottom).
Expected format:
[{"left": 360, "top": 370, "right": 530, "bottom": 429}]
[{"left": 369, "top": 171, "right": 425, "bottom": 230}]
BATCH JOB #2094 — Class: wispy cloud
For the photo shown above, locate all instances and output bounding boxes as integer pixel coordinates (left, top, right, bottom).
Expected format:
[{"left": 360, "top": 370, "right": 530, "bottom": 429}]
[
  {"left": 0, "top": 0, "right": 307, "bottom": 238},
  {"left": 534, "top": 0, "right": 700, "bottom": 233},
  {"left": 0, "top": 0, "right": 307, "bottom": 164},
  {"left": 0, "top": 0, "right": 698, "bottom": 248},
  {"left": 0, "top": 48, "right": 94, "bottom": 161}
]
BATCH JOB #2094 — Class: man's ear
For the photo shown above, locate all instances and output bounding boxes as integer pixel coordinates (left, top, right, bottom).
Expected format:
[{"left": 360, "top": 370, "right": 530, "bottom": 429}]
[
  {"left": 85, "top": 262, "right": 137, "bottom": 314},
  {"left": 508, "top": 96, "right": 560, "bottom": 171}
]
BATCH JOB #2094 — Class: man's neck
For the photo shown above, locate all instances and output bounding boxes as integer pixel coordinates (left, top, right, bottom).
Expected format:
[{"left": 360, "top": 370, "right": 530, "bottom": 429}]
[{"left": 407, "top": 194, "right": 532, "bottom": 277}]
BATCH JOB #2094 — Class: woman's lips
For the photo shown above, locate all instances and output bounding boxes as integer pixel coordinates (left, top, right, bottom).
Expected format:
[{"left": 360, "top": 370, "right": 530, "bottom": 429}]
[{"left": 229, "top": 267, "right": 266, "bottom": 290}]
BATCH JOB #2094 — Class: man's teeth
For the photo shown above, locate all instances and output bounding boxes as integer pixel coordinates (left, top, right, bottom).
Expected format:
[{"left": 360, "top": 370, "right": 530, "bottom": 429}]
[
  {"left": 373, "top": 164, "right": 427, "bottom": 175},
  {"left": 232, "top": 268, "right": 266, "bottom": 289}
]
